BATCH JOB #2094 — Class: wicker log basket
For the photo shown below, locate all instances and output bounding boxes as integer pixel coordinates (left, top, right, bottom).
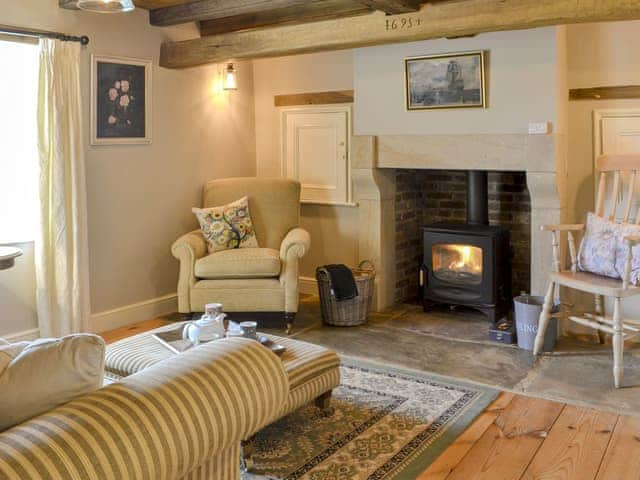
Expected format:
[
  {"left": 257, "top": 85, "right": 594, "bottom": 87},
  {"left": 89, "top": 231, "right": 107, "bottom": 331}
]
[{"left": 316, "top": 261, "right": 376, "bottom": 327}]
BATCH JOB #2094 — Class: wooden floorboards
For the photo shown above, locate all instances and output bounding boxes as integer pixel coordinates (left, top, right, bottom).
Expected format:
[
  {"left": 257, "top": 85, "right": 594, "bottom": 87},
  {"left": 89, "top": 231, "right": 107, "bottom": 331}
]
[
  {"left": 419, "top": 393, "right": 640, "bottom": 480},
  {"left": 100, "top": 320, "right": 640, "bottom": 480}
]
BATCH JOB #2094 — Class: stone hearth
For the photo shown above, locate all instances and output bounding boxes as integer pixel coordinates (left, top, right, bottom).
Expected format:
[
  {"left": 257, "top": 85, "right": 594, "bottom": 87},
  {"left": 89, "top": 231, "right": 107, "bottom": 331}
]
[
  {"left": 278, "top": 295, "right": 640, "bottom": 417},
  {"left": 351, "top": 134, "right": 566, "bottom": 311}
]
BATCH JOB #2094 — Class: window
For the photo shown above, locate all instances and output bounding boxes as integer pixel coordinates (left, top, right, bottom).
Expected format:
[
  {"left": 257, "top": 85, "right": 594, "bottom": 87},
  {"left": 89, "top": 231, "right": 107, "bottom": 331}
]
[{"left": 0, "top": 39, "right": 39, "bottom": 244}]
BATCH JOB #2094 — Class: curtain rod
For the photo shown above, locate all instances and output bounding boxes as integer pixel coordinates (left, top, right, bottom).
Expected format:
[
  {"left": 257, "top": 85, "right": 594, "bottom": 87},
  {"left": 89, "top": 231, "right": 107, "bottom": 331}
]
[{"left": 0, "top": 25, "right": 89, "bottom": 45}]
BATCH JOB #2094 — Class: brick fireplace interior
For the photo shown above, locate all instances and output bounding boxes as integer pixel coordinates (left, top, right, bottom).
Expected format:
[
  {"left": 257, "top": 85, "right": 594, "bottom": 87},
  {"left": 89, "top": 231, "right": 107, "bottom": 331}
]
[{"left": 394, "top": 169, "right": 531, "bottom": 304}]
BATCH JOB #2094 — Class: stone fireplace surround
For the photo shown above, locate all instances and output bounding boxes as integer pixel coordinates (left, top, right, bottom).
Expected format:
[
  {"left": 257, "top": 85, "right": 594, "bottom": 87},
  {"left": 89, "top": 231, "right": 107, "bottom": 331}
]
[
  {"left": 351, "top": 134, "right": 566, "bottom": 312},
  {"left": 394, "top": 169, "right": 531, "bottom": 304}
]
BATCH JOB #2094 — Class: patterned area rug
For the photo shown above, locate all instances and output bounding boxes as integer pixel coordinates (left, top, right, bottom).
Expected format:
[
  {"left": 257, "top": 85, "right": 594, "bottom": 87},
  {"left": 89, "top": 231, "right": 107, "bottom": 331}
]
[{"left": 248, "top": 357, "right": 497, "bottom": 480}]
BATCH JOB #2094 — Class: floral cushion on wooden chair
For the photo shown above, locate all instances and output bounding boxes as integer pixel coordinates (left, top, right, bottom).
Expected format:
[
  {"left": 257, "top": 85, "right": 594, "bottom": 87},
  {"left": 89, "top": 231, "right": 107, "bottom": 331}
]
[
  {"left": 578, "top": 213, "right": 640, "bottom": 285},
  {"left": 193, "top": 196, "right": 259, "bottom": 253},
  {"left": 578, "top": 213, "right": 621, "bottom": 279},
  {"left": 616, "top": 222, "right": 640, "bottom": 285}
]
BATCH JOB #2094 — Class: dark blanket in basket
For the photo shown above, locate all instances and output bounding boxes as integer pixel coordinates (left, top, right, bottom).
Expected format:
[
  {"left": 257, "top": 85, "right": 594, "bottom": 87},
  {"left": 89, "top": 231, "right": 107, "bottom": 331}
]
[{"left": 319, "top": 264, "right": 358, "bottom": 301}]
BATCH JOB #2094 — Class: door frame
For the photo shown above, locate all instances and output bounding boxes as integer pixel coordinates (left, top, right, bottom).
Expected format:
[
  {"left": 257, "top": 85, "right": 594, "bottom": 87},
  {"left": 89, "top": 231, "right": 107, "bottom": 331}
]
[
  {"left": 593, "top": 108, "right": 640, "bottom": 162},
  {"left": 593, "top": 108, "right": 640, "bottom": 204}
]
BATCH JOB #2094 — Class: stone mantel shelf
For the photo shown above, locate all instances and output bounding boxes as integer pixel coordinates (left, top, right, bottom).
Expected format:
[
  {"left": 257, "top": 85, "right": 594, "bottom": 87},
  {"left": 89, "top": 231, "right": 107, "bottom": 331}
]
[{"left": 375, "top": 134, "right": 560, "bottom": 173}]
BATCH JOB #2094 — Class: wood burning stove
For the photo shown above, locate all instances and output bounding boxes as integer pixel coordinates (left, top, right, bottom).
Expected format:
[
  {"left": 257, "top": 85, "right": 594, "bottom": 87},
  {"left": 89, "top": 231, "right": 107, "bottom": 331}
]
[{"left": 420, "top": 171, "right": 511, "bottom": 322}]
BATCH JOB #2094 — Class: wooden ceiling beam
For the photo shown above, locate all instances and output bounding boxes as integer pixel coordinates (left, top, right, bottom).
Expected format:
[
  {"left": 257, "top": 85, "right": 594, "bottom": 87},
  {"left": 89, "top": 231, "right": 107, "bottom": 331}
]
[
  {"left": 353, "top": 0, "right": 422, "bottom": 14},
  {"left": 199, "top": 0, "right": 374, "bottom": 36},
  {"left": 59, "top": 0, "right": 79, "bottom": 9},
  {"left": 59, "top": 0, "right": 185, "bottom": 9},
  {"left": 160, "top": 0, "right": 640, "bottom": 69},
  {"left": 150, "top": 0, "right": 374, "bottom": 27},
  {"left": 135, "top": 0, "right": 186, "bottom": 7},
  {"left": 151, "top": 0, "right": 311, "bottom": 27},
  {"left": 150, "top": 0, "right": 428, "bottom": 28}
]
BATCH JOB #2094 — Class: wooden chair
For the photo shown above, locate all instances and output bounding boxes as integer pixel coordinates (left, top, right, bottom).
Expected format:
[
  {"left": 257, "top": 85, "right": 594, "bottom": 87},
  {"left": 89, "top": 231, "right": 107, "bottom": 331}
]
[{"left": 534, "top": 154, "right": 640, "bottom": 388}]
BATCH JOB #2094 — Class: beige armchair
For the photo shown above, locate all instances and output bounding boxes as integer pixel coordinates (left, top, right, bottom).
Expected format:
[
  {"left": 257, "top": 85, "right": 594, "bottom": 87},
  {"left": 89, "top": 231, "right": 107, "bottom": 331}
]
[{"left": 172, "top": 178, "right": 310, "bottom": 332}]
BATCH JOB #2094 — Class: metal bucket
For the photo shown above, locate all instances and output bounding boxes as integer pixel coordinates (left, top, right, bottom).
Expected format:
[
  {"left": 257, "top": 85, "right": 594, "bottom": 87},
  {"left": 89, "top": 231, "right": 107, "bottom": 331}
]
[{"left": 513, "top": 295, "right": 558, "bottom": 352}]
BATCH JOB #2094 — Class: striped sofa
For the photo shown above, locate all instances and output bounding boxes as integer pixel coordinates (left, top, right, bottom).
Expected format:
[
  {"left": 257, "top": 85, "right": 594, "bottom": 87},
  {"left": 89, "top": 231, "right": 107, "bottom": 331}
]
[{"left": 0, "top": 338, "right": 288, "bottom": 480}]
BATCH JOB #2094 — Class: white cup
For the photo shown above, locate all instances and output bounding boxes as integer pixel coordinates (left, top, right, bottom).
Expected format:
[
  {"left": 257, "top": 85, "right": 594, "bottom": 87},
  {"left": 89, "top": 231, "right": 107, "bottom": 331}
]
[
  {"left": 239, "top": 321, "right": 258, "bottom": 340},
  {"left": 183, "top": 322, "right": 201, "bottom": 345}
]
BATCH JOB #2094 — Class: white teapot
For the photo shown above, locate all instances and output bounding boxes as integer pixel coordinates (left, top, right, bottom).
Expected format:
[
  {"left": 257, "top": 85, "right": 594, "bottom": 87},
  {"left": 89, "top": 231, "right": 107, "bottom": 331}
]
[{"left": 183, "top": 303, "right": 226, "bottom": 345}]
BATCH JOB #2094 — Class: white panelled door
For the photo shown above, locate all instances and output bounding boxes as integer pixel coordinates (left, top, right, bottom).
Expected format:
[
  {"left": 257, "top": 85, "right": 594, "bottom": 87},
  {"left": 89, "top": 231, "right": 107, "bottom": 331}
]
[
  {"left": 594, "top": 109, "right": 640, "bottom": 221},
  {"left": 281, "top": 106, "right": 351, "bottom": 205}
]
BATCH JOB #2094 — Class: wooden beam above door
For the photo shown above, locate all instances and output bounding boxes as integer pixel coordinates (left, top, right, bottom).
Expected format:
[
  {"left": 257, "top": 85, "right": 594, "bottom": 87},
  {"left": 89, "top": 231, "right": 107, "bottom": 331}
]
[
  {"left": 275, "top": 90, "right": 355, "bottom": 107},
  {"left": 570, "top": 85, "right": 640, "bottom": 101},
  {"left": 160, "top": 0, "right": 640, "bottom": 69}
]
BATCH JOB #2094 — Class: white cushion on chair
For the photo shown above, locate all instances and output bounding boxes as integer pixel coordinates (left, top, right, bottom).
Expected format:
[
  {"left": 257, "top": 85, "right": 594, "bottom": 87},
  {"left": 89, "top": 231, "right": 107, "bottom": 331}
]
[
  {"left": 195, "top": 248, "right": 281, "bottom": 279},
  {"left": 617, "top": 222, "right": 640, "bottom": 285}
]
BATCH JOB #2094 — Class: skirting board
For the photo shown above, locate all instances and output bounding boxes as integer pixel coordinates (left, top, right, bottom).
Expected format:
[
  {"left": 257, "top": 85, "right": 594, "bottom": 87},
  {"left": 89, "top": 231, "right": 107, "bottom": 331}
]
[
  {"left": 299, "top": 276, "right": 318, "bottom": 296},
  {"left": 3, "top": 328, "right": 40, "bottom": 342},
  {"left": 92, "top": 278, "right": 317, "bottom": 333},
  {"left": 90, "top": 293, "right": 178, "bottom": 333}
]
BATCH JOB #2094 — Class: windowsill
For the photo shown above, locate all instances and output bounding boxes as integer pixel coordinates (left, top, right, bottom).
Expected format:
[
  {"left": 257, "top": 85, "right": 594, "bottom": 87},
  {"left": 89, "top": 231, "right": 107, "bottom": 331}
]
[{"left": 0, "top": 240, "right": 35, "bottom": 247}]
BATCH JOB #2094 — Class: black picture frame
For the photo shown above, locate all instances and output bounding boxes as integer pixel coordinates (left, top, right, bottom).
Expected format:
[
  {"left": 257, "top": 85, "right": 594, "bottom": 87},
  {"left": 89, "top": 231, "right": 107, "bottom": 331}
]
[{"left": 91, "top": 55, "right": 152, "bottom": 145}]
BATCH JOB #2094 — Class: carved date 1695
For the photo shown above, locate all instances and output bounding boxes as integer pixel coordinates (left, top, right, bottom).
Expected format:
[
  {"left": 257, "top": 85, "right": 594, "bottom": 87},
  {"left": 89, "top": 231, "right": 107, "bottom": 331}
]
[{"left": 385, "top": 17, "right": 422, "bottom": 31}]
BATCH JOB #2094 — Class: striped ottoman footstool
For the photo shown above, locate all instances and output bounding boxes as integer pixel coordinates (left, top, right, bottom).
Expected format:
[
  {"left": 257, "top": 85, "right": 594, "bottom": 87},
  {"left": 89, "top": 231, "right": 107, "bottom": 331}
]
[{"left": 105, "top": 324, "right": 341, "bottom": 428}]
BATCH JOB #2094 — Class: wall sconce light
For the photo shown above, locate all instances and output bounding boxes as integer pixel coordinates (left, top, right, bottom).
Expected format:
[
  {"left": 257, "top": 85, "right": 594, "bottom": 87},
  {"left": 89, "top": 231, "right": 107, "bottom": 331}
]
[
  {"left": 223, "top": 63, "right": 238, "bottom": 91},
  {"left": 77, "top": 0, "right": 135, "bottom": 13}
]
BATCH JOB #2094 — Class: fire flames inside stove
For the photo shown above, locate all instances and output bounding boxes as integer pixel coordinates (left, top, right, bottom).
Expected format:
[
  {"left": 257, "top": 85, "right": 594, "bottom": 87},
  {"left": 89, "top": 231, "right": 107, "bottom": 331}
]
[{"left": 432, "top": 244, "right": 483, "bottom": 285}]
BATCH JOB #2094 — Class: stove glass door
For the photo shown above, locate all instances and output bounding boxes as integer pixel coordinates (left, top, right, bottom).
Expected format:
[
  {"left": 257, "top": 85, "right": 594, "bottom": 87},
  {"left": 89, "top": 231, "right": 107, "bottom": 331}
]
[{"left": 432, "top": 244, "right": 483, "bottom": 286}]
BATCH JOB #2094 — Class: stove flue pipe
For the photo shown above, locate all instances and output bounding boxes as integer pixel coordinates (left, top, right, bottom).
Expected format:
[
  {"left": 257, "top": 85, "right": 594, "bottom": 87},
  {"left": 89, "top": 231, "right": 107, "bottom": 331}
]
[{"left": 467, "top": 170, "right": 489, "bottom": 225}]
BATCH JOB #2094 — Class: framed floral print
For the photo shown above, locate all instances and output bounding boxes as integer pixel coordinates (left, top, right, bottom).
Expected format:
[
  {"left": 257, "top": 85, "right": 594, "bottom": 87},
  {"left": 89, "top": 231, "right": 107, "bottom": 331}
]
[{"left": 91, "top": 55, "right": 152, "bottom": 145}]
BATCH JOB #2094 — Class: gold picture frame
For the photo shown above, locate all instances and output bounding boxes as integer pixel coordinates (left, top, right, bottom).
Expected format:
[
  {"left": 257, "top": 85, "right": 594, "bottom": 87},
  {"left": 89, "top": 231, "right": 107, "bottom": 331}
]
[{"left": 404, "top": 51, "right": 486, "bottom": 111}]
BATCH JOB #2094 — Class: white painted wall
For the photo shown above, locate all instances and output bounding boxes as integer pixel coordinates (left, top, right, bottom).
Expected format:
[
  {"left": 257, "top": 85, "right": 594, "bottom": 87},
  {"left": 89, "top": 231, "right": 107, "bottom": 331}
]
[
  {"left": 354, "top": 27, "right": 561, "bottom": 136},
  {"left": 1, "top": 3, "right": 256, "bottom": 335},
  {"left": 253, "top": 51, "right": 359, "bottom": 278}
]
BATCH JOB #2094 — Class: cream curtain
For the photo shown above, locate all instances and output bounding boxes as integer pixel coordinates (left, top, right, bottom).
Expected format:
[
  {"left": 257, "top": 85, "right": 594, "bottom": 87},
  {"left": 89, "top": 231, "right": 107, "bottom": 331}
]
[{"left": 36, "top": 39, "right": 90, "bottom": 337}]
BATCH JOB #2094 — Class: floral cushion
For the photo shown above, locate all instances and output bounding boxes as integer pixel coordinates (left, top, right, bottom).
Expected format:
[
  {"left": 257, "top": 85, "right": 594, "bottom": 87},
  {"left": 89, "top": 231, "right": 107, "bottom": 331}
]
[
  {"left": 616, "top": 222, "right": 640, "bottom": 285},
  {"left": 192, "top": 196, "right": 259, "bottom": 253},
  {"left": 578, "top": 213, "right": 620, "bottom": 279},
  {"left": 578, "top": 213, "right": 640, "bottom": 285}
]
